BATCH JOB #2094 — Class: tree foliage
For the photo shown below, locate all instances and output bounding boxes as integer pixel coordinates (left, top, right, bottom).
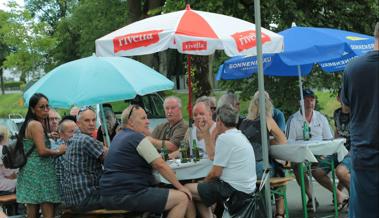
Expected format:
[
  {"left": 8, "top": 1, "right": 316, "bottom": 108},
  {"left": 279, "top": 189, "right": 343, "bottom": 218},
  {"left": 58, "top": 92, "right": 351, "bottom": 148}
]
[{"left": 1, "top": 0, "right": 378, "bottom": 114}]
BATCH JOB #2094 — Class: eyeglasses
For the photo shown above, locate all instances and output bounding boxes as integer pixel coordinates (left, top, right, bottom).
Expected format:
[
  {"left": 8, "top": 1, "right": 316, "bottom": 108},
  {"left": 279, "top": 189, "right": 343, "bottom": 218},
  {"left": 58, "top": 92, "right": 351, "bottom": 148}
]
[
  {"left": 49, "top": 117, "right": 60, "bottom": 121},
  {"left": 78, "top": 106, "right": 95, "bottom": 116},
  {"left": 127, "top": 104, "right": 141, "bottom": 119},
  {"left": 38, "top": 104, "right": 50, "bottom": 110}
]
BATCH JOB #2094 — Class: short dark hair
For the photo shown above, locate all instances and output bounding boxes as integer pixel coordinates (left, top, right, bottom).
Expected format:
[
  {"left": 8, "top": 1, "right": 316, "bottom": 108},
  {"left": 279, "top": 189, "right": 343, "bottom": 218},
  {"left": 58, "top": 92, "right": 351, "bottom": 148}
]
[{"left": 216, "top": 104, "right": 238, "bottom": 128}]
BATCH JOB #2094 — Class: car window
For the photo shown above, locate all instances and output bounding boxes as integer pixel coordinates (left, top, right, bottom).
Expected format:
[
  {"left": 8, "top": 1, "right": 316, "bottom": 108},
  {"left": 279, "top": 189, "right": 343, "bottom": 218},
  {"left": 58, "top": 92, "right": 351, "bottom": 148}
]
[{"left": 0, "top": 118, "right": 19, "bottom": 138}]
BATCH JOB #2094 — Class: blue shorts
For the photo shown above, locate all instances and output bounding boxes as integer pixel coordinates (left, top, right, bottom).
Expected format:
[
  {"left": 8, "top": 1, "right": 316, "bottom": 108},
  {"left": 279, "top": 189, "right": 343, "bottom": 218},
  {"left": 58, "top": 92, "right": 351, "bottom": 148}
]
[
  {"left": 256, "top": 160, "right": 284, "bottom": 179},
  {"left": 101, "top": 187, "right": 169, "bottom": 213},
  {"left": 339, "top": 155, "right": 352, "bottom": 172}
]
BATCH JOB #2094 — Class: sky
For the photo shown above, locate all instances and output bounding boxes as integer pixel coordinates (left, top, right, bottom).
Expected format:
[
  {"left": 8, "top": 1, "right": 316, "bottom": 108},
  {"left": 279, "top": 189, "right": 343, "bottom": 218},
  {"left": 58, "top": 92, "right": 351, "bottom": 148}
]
[{"left": 0, "top": 0, "right": 24, "bottom": 11}]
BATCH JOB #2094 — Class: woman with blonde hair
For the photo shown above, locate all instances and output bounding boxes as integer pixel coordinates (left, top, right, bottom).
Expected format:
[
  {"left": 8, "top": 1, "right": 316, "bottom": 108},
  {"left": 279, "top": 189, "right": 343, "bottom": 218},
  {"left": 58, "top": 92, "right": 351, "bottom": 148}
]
[
  {"left": 239, "top": 91, "right": 287, "bottom": 218},
  {"left": 0, "top": 125, "right": 18, "bottom": 194}
]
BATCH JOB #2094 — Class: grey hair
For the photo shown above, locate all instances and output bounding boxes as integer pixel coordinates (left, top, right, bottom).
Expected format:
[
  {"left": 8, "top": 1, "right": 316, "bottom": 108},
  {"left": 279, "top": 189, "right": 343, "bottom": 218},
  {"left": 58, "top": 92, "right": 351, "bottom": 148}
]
[
  {"left": 217, "top": 93, "right": 238, "bottom": 108},
  {"left": 164, "top": 96, "right": 182, "bottom": 108},
  {"left": 58, "top": 120, "right": 76, "bottom": 133},
  {"left": 216, "top": 104, "right": 238, "bottom": 128},
  {"left": 0, "top": 125, "right": 9, "bottom": 144},
  {"left": 247, "top": 91, "right": 273, "bottom": 120},
  {"left": 196, "top": 96, "right": 212, "bottom": 108},
  {"left": 375, "top": 22, "right": 379, "bottom": 38}
]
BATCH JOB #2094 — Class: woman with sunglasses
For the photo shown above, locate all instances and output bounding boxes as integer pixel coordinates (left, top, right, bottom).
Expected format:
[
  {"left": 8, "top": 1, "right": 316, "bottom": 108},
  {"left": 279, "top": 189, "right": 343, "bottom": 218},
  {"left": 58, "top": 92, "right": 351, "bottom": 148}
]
[{"left": 16, "top": 93, "right": 67, "bottom": 218}]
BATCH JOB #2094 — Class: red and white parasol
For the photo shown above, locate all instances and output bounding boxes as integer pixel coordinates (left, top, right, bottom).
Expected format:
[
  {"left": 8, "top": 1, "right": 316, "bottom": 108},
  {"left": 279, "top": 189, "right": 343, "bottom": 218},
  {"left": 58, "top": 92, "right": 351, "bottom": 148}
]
[{"left": 96, "top": 5, "right": 283, "bottom": 117}]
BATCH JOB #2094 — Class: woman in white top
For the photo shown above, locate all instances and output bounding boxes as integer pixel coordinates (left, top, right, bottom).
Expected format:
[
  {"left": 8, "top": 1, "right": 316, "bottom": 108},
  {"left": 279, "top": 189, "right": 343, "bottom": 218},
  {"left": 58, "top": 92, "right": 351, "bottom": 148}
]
[{"left": 0, "top": 125, "right": 17, "bottom": 194}]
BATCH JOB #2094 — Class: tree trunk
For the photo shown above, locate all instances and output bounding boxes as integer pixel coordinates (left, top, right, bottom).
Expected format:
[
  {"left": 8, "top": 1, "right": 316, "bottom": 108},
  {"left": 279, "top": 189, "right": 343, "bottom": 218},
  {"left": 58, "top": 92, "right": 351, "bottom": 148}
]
[
  {"left": 192, "top": 56, "right": 211, "bottom": 98},
  {"left": 0, "top": 68, "right": 4, "bottom": 94}
]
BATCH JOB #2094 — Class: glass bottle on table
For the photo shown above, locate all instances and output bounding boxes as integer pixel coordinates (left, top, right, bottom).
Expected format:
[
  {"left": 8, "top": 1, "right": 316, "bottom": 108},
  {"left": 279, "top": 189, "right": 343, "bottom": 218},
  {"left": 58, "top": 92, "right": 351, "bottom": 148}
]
[
  {"left": 161, "top": 140, "right": 169, "bottom": 161},
  {"left": 192, "top": 139, "right": 200, "bottom": 162},
  {"left": 179, "top": 141, "right": 189, "bottom": 163},
  {"left": 303, "top": 121, "right": 311, "bottom": 140}
]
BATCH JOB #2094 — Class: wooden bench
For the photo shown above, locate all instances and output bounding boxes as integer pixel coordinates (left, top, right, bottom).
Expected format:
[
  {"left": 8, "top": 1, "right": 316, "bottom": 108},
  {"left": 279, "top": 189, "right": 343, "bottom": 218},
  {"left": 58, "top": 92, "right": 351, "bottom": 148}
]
[
  {"left": 0, "top": 194, "right": 17, "bottom": 215},
  {"left": 62, "top": 209, "right": 146, "bottom": 218},
  {"left": 257, "top": 177, "right": 294, "bottom": 218}
]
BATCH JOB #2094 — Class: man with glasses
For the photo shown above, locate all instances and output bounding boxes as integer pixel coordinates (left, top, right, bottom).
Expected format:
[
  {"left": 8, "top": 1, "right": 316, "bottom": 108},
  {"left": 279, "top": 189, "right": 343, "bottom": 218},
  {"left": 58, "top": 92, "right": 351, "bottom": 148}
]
[
  {"left": 150, "top": 96, "right": 188, "bottom": 154},
  {"left": 48, "top": 109, "right": 61, "bottom": 149},
  {"left": 100, "top": 105, "right": 191, "bottom": 217},
  {"left": 58, "top": 106, "right": 107, "bottom": 212}
]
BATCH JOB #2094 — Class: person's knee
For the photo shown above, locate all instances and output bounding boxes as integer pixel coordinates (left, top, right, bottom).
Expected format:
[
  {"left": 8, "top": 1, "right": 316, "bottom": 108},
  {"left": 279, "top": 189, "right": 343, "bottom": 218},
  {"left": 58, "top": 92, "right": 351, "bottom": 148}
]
[{"left": 174, "top": 190, "right": 189, "bottom": 205}]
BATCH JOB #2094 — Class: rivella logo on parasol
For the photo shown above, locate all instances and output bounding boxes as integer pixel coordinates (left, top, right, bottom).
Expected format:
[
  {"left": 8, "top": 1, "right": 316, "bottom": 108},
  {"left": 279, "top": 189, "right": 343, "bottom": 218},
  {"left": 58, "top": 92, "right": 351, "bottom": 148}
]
[
  {"left": 231, "top": 30, "right": 271, "bottom": 52},
  {"left": 182, "top": 40, "right": 208, "bottom": 51},
  {"left": 113, "top": 30, "right": 163, "bottom": 53}
]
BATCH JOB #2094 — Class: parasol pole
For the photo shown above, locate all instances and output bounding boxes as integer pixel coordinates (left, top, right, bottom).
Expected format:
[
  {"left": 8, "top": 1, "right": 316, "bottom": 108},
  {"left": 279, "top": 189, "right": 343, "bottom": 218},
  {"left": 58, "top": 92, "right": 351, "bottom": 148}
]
[
  {"left": 254, "top": 0, "right": 273, "bottom": 217},
  {"left": 99, "top": 104, "right": 111, "bottom": 147},
  {"left": 187, "top": 55, "right": 193, "bottom": 154}
]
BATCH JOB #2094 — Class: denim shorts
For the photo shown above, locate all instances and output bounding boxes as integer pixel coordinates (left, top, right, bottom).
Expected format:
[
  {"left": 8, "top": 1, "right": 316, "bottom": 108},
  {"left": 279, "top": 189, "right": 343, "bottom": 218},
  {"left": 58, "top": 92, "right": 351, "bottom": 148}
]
[{"left": 339, "top": 154, "right": 352, "bottom": 172}]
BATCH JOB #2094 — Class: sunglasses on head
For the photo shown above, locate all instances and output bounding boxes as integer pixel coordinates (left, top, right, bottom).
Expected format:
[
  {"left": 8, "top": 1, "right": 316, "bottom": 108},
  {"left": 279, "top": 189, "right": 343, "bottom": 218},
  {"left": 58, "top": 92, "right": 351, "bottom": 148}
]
[
  {"left": 78, "top": 106, "right": 95, "bottom": 115},
  {"left": 127, "top": 104, "right": 141, "bottom": 119}
]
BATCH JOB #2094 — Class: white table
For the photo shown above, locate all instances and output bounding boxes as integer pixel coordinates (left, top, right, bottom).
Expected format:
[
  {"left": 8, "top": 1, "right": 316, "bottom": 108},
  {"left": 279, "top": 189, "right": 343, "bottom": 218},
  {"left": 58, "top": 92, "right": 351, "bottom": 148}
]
[
  {"left": 155, "top": 159, "right": 213, "bottom": 184},
  {"left": 269, "top": 138, "right": 348, "bottom": 218},
  {"left": 270, "top": 138, "right": 348, "bottom": 163}
]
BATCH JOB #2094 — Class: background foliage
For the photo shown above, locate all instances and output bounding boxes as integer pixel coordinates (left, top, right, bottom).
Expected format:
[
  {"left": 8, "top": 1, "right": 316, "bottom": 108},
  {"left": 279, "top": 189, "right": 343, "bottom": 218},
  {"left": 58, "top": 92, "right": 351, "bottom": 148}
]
[{"left": 0, "top": 0, "right": 378, "bottom": 117}]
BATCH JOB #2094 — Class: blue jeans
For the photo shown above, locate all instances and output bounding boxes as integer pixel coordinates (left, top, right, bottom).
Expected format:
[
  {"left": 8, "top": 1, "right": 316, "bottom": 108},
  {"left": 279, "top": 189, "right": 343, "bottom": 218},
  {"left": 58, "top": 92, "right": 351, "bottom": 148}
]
[{"left": 349, "top": 168, "right": 379, "bottom": 218}]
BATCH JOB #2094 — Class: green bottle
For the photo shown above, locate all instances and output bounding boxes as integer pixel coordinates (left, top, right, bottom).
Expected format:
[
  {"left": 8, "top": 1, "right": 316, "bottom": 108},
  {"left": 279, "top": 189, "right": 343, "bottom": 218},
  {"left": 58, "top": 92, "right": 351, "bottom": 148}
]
[
  {"left": 303, "top": 121, "right": 311, "bottom": 141},
  {"left": 180, "top": 141, "right": 189, "bottom": 163},
  {"left": 192, "top": 139, "right": 200, "bottom": 162},
  {"left": 161, "top": 142, "right": 169, "bottom": 161}
]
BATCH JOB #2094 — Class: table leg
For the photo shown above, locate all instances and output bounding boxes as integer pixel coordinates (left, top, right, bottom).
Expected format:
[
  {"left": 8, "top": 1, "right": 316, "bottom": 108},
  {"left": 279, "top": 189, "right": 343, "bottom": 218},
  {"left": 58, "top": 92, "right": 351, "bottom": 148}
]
[
  {"left": 331, "top": 159, "right": 338, "bottom": 217},
  {"left": 299, "top": 163, "right": 308, "bottom": 218},
  {"left": 308, "top": 163, "right": 317, "bottom": 212}
]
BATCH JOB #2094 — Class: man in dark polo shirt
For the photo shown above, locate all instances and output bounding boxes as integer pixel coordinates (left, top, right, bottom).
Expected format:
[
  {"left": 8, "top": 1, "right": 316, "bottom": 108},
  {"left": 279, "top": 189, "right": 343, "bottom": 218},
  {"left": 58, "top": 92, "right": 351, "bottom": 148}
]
[
  {"left": 341, "top": 22, "right": 379, "bottom": 218},
  {"left": 100, "top": 105, "right": 191, "bottom": 217},
  {"left": 150, "top": 96, "right": 188, "bottom": 154}
]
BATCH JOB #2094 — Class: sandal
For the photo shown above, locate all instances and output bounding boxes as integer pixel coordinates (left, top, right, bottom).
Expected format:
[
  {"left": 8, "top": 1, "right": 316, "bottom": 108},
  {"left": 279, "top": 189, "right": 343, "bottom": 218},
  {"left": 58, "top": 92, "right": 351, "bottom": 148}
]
[
  {"left": 275, "top": 213, "right": 285, "bottom": 218},
  {"left": 337, "top": 198, "right": 349, "bottom": 211}
]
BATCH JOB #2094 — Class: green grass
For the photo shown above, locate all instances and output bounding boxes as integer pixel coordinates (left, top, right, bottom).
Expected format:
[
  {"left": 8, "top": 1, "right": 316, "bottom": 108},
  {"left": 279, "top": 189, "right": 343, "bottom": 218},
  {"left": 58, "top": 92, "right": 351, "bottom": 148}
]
[
  {"left": 0, "top": 93, "right": 27, "bottom": 117},
  {"left": 0, "top": 90, "right": 339, "bottom": 122}
]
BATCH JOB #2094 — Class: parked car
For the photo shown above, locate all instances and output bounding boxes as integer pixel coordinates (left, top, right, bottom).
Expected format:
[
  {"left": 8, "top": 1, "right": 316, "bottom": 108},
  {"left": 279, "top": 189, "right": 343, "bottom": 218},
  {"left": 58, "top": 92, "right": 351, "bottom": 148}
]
[
  {"left": 102, "top": 93, "right": 166, "bottom": 131},
  {"left": 8, "top": 113, "right": 24, "bottom": 130},
  {"left": 0, "top": 118, "right": 19, "bottom": 141}
]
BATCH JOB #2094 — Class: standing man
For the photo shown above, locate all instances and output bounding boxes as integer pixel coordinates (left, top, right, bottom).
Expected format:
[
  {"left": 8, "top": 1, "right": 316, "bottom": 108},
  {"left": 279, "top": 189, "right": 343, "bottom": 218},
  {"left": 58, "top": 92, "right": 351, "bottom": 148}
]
[
  {"left": 286, "top": 89, "right": 347, "bottom": 209},
  {"left": 58, "top": 107, "right": 107, "bottom": 211},
  {"left": 341, "top": 22, "right": 379, "bottom": 218},
  {"left": 185, "top": 104, "right": 256, "bottom": 218},
  {"left": 100, "top": 105, "right": 191, "bottom": 218},
  {"left": 150, "top": 96, "right": 188, "bottom": 153}
]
